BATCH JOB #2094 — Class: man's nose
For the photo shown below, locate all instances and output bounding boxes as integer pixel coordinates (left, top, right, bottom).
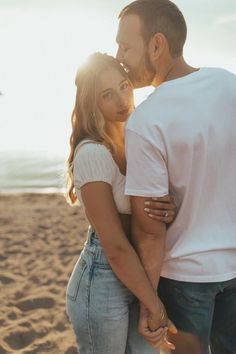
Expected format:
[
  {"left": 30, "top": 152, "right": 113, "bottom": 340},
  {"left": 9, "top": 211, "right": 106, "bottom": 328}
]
[{"left": 116, "top": 48, "right": 123, "bottom": 62}]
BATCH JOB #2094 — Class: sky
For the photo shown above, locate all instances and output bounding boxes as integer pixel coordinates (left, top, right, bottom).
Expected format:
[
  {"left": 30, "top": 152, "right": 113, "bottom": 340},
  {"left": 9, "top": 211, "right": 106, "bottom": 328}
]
[{"left": 0, "top": 0, "right": 236, "bottom": 158}]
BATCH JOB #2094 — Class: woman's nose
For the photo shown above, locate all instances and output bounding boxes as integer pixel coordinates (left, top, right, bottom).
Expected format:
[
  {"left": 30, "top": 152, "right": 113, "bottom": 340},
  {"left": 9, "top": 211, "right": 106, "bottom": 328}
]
[{"left": 117, "top": 94, "right": 127, "bottom": 108}]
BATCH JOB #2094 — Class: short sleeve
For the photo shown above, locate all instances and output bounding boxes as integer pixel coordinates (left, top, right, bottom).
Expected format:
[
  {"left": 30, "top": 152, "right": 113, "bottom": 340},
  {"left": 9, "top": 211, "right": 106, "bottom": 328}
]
[
  {"left": 125, "top": 129, "right": 169, "bottom": 197},
  {"left": 73, "top": 143, "right": 116, "bottom": 189}
]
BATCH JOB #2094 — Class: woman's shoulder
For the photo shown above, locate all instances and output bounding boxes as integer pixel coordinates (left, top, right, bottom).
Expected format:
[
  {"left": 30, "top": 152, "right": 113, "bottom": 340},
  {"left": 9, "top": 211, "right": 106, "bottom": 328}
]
[
  {"left": 74, "top": 140, "right": 113, "bottom": 161},
  {"left": 73, "top": 140, "right": 117, "bottom": 185}
]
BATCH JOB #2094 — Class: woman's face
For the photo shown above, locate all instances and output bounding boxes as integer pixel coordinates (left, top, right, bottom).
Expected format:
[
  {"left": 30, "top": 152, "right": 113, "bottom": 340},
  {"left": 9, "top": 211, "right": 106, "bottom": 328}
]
[{"left": 97, "top": 67, "right": 134, "bottom": 123}]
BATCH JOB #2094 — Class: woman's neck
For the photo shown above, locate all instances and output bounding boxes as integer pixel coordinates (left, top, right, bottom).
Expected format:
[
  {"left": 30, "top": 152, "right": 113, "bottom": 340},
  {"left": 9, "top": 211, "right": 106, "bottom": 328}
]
[
  {"left": 105, "top": 121, "right": 126, "bottom": 175},
  {"left": 105, "top": 121, "right": 125, "bottom": 148}
]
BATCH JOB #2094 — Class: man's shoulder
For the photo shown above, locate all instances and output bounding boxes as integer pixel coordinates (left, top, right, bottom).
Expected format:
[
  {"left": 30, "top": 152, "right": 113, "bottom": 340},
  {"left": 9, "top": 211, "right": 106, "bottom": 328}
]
[
  {"left": 204, "top": 67, "right": 236, "bottom": 82},
  {"left": 209, "top": 67, "right": 236, "bottom": 97},
  {"left": 126, "top": 89, "right": 159, "bottom": 132}
]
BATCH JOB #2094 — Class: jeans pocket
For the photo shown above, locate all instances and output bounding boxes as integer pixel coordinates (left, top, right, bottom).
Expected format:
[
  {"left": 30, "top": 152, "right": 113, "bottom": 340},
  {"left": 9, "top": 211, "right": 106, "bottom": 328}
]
[{"left": 66, "top": 257, "right": 87, "bottom": 301}]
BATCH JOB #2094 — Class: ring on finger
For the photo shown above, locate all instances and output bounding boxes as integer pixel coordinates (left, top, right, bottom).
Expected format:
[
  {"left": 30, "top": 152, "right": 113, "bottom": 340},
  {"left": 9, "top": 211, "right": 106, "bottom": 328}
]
[{"left": 163, "top": 211, "right": 169, "bottom": 217}]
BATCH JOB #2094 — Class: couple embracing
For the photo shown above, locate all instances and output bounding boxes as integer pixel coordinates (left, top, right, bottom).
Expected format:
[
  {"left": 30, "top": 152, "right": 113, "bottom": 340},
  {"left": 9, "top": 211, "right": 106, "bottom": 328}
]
[{"left": 65, "top": 1, "right": 236, "bottom": 353}]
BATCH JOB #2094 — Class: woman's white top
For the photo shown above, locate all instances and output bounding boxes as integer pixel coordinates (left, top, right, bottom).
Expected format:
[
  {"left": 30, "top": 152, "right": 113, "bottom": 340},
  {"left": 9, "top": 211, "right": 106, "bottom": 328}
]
[{"left": 73, "top": 140, "right": 131, "bottom": 215}]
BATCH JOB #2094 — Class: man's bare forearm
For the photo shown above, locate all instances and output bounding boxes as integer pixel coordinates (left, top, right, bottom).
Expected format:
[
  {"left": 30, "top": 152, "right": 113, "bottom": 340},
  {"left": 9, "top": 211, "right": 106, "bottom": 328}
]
[
  {"left": 131, "top": 224, "right": 166, "bottom": 290},
  {"left": 129, "top": 197, "right": 170, "bottom": 333}
]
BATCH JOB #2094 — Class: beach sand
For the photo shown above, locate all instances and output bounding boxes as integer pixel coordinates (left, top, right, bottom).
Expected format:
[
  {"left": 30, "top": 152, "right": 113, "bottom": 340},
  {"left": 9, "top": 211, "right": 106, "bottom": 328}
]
[
  {"left": 0, "top": 193, "right": 88, "bottom": 354},
  {"left": 0, "top": 193, "right": 167, "bottom": 354}
]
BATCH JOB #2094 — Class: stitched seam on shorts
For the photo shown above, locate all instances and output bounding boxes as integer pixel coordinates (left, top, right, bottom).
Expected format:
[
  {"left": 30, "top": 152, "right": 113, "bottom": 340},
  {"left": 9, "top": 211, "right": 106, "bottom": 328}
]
[
  {"left": 86, "top": 255, "right": 95, "bottom": 354},
  {"left": 67, "top": 260, "right": 87, "bottom": 301}
]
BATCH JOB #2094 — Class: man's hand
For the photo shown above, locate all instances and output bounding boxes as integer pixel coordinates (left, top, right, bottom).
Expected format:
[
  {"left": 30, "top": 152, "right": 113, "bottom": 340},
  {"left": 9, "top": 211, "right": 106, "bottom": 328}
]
[{"left": 160, "top": 319, "right": 178, "bottom": 350}]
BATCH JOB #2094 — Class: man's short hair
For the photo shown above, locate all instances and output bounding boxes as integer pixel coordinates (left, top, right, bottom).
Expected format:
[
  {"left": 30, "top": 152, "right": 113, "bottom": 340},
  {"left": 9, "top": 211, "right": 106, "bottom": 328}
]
[{"left": 119, "top": 0, "right": 187, "bottom": 58}]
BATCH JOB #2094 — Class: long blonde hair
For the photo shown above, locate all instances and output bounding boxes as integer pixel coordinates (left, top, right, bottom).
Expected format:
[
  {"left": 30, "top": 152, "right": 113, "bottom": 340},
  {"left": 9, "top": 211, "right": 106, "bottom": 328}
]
[{"left": 66, "top": 53, "right": 130, "bottom": 205}]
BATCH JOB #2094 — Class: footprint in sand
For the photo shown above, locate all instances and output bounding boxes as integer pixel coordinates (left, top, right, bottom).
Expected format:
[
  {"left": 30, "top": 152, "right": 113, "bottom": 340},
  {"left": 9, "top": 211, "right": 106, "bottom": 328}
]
[
  {"left": 0, "top": 345, "right": 7, "bottom": 354},
  {"left": 8, "top": 311, "right": 17, "bottom": 320},
  {"left": 4, "top": 329, "right": 38, "bottom": 350},
  {"left": 65, "top": 346, "right": 78, "bottom": 354},
  {"left": 18, "top": 340, "right": 55, "bottom": 354},
  {"left": 0, "top": 274, "right": 14, "bottom": 285},
  {"left": 0, "top": 254, "right": 7, "bottom": 261},
  {"left": 54, "top": 321, "right": 65, "bottom": 332},
  {"left": 15, "top": 297, "right": 55, "bottom": 312}
]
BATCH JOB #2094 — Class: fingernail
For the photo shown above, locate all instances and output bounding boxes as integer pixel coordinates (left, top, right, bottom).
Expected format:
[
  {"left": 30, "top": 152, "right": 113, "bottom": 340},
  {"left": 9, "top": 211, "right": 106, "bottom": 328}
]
[
  {"left": 144, "top": 201, "right": 150, "bottom": 206},
  {"left": 152, "top": 197, "right": 158, "bottom": 200},
  {"left": 144, "top": 208, "right": 149, "bottom": 212}
]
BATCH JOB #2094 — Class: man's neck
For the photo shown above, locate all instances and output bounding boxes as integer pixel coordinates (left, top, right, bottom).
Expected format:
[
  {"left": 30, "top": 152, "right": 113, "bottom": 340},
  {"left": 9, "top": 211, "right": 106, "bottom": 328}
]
[{"left": 152, "top": 56, "right": 199, "bottom": 87}]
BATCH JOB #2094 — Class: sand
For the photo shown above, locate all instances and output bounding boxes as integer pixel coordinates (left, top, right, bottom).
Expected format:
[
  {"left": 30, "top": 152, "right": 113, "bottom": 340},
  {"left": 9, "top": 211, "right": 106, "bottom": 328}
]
[
  {"left": 0, "top": 193, "right": 88, "bottom": 354},
  {"left": 0, "top": 193, "right": 167, "bottom": 354}
]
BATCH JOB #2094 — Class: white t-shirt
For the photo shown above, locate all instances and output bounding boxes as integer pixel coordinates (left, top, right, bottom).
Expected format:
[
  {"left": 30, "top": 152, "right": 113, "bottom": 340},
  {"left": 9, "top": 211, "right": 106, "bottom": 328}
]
[
  {"left": 73, "top": 141, "right": 131, "bottom": 215},
  {"left": 125, "top": 68, "right": 236, "bottom": 282}
]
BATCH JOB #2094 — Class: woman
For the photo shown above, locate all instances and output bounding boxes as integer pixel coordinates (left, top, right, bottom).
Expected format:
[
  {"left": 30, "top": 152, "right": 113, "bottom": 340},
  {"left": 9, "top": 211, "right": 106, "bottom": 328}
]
[{"left": 66, "top": 53, "right": 176, "bottom": 354}]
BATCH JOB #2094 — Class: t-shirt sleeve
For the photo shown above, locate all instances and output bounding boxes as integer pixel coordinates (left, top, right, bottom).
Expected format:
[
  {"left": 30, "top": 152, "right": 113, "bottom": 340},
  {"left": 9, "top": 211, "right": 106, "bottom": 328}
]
[
  {"left": 73, "top": 143, "right": 116, "bottom": 189},
  {"left": 125, "top": 129, "right": 169, "bottom": 197}
]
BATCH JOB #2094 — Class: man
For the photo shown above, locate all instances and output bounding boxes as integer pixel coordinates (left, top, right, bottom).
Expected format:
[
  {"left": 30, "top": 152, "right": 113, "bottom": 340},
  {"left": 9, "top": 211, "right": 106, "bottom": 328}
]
[{"left": 116, "top": 0, "right": 236, "bottom": 353}]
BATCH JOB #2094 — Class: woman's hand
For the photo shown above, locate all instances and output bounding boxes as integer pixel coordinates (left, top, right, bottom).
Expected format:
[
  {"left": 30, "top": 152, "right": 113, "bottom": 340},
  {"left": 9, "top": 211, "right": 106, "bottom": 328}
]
[
  {"left": 138, "top": 305, "right": 168, "bottom": 350},
  {"left": 139, "top": 302, "right": 177, "bottom": 350},
  {"left": 147, "top": 298, "right": 168, "bottom": 331},
  {"left": 147, "top": 301, "right": 177, "bottom": 350},
  {"left": 144, "top": 195, "right": 177, "bottom": 223}
]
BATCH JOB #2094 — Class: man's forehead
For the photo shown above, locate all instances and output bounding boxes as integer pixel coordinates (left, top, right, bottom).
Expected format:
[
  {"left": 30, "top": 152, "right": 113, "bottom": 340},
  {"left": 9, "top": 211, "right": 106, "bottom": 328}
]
[{"left": 116, "top": 14, "right": 142, "bottom": 43}]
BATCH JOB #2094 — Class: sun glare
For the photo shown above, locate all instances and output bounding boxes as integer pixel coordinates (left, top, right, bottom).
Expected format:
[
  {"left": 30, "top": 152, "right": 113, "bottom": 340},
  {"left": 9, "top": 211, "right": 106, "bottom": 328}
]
[
  {"left": 0, "top": 1, "right": 236, "bottom": 158},
  {"left": 0, "top": 6, "right": 118, "bottom": 157}
]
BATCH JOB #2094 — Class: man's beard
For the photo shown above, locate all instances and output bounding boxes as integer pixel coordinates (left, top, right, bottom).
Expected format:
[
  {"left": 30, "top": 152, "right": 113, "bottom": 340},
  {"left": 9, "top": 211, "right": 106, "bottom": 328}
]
[{"left": 127, "top": 54, "right": 156, "bottom": 89}]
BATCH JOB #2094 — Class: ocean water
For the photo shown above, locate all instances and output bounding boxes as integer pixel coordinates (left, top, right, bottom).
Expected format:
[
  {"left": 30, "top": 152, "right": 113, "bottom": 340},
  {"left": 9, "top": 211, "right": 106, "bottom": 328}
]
[{"left": 0, "top": 151, "right": 67, "bottom": 193}]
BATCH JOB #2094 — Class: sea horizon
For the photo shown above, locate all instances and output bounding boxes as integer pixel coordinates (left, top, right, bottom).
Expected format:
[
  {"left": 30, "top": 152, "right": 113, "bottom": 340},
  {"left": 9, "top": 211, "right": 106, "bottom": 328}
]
[{"left": 0, "top": 150, "right": 67, "bottom": 194}]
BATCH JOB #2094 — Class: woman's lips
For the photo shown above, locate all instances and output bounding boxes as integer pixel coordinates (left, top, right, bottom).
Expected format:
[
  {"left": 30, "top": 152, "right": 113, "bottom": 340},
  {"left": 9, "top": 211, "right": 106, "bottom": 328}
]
[{"left": 118, "top": 107, "right": 131, "bottom": 115}]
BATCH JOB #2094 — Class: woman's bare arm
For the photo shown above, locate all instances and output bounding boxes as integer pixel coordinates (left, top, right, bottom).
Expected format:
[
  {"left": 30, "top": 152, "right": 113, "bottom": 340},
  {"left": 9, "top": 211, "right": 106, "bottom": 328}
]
[{"left": 80, "top": 181, "right": 162, "bottom": 316}]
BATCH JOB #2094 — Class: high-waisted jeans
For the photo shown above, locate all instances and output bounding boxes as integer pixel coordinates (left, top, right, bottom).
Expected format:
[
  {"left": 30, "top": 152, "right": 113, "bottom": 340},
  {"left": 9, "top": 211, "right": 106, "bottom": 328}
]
[{"left": 66, "top": 228, "right": 158, "bottom": 354}]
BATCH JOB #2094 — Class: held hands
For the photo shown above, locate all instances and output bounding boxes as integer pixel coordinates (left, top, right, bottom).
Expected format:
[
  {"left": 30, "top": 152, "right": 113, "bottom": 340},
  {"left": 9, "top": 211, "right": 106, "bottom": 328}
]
[
  {"left": 138, "top": 301, "right": 177, "bottom": 350},
  {"left": 144, "top": 195, "right": 177, "bottom": 224}
]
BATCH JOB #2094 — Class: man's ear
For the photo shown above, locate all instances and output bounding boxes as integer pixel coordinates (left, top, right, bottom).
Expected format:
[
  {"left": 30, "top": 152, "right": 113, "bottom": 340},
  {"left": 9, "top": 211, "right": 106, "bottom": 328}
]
[{"left": 149, "top": 33, "right": 166, "bottom": 60}]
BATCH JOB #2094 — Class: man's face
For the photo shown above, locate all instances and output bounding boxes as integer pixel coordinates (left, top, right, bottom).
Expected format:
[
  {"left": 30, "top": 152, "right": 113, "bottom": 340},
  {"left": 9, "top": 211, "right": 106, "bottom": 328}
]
[{"left": 116, "top": 14, "right": 156, "bottom": 88}]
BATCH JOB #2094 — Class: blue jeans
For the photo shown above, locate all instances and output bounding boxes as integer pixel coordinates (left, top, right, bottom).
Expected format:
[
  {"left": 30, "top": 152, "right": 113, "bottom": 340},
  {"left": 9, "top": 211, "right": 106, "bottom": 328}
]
[
  {"left": 158, "top": 276, "right": 236, "bottom": 354},
  {"left": 66, "top": 229, "right": 158, "bottom": 354}
]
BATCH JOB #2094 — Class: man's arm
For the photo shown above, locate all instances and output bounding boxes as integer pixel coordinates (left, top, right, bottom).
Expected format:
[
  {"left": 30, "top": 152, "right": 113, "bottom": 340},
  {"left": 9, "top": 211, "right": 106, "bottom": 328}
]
[
  {"left": 131, "top": 196, "right": 177, "bottom": 351},
  {"left": 131, "top": 195, "right": 166, "bottom": 289},
  {"left": 124, "top": 126, "right": 177, "bottom": 347},
  {"left": 124, "top": 129, "right": 169, "bottom": 325},
  {"left": 131, "top": 195, "right": 167, "bottom": 330}
]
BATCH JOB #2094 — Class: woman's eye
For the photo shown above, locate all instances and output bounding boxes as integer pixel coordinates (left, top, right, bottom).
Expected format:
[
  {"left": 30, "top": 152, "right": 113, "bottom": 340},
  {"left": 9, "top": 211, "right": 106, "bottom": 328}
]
[
  {"left": 103, "top": 92, "right": 113, "bottom": 100},
  {"left": 121, "top": 82, "right": 129, "bottom": 90}
]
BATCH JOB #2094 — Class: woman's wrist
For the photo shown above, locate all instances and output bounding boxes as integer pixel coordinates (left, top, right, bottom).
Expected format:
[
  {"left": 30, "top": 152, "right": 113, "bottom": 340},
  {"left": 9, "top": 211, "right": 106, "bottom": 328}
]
[{"left": 149, "top": 296, "right": 162, "bottom": 316}]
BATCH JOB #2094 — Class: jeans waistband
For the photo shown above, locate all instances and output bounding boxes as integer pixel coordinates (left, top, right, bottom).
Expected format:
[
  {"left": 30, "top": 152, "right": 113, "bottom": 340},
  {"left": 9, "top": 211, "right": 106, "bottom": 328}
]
[
  {"left": 84, "top": 226, "right": 110, "bottom": 266},
  {"left": 86, "top": 226, "right": 101, "bottom": 246}
]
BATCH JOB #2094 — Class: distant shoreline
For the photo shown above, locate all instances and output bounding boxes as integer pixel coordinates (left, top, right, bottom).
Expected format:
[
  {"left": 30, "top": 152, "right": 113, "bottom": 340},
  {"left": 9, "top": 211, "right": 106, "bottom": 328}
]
[{"left": 0, "top": 188, "right": 65, "bottom": 195}]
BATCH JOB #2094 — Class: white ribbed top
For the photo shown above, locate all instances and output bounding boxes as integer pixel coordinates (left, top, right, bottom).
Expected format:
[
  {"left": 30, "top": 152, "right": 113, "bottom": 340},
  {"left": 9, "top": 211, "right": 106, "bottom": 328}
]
[{"left": 73, "top": 140, "right": 131, "bottom": 215}]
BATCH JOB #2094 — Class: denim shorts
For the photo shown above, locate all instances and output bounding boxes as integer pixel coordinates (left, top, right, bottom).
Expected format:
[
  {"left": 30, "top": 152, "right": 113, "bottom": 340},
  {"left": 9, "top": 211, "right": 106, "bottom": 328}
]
[
  {"left": 158, "top": 276, "right": 236, "bottom": 354},
  {"left": 66, "top": 228, "right": 158, "bottom": 354}
]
